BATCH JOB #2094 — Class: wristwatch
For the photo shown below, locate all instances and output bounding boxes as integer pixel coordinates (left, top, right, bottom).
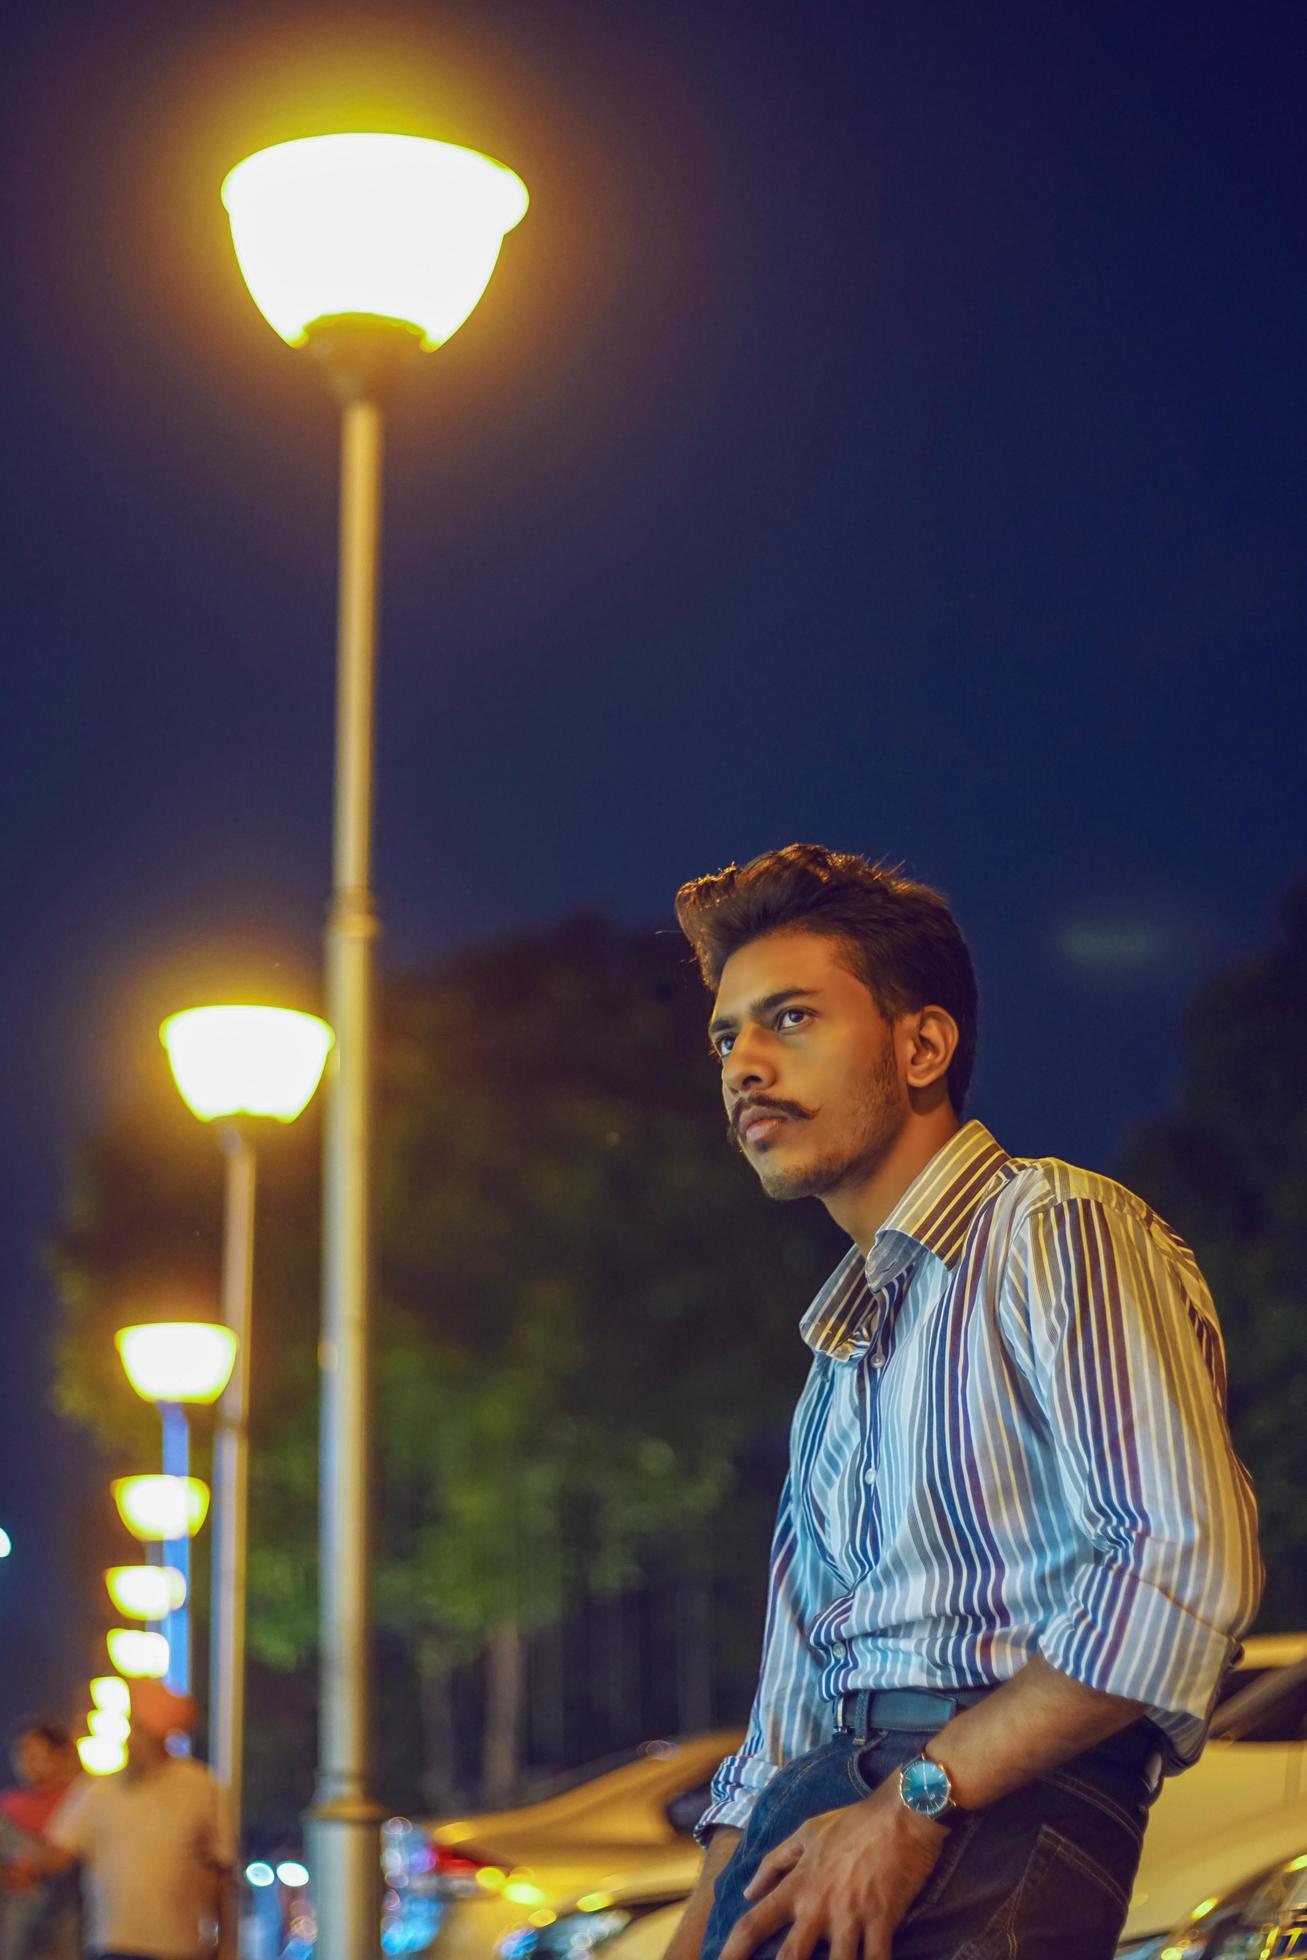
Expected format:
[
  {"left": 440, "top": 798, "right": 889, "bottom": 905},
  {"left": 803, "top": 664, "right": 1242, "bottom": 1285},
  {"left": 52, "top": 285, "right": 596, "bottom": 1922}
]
[{"left": 898, "top": 1752, "right": 961, "bottom": 1827}]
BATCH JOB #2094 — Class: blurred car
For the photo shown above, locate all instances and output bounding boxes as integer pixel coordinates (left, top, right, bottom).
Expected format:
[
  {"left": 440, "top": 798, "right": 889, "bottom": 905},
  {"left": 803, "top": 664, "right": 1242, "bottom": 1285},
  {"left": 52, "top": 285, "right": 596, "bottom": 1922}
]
[
  {"left": 481, "top": 1635, "right": 1307, "bottom": 1960},
  {"left": 1116, "top": 1841, "right": 1307, "bottom": 1960},
  {"left": 412, "top": 1731, "right": 742, "bottom": 1960}
]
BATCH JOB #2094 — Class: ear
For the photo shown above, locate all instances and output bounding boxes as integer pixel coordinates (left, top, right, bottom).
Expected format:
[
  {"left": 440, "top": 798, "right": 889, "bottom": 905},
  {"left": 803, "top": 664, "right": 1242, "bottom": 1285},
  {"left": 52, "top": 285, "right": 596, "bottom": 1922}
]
[{"left": 902, "top": 1005, "right": 958, "bottom": 1099}]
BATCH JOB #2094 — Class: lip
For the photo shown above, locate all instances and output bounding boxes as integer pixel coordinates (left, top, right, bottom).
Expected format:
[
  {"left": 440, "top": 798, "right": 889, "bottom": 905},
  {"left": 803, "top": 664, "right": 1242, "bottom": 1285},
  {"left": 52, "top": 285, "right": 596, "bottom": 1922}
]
[{"left": 740, "top": 1111, "right": 788, "bottom": 1145}]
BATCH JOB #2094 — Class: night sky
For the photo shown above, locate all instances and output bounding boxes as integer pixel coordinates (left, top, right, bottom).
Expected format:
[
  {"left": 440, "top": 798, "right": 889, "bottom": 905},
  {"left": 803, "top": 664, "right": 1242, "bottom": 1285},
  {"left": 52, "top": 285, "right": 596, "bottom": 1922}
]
[{"left": 2, "top": 0, "right": 1304, "bottom": 1731}]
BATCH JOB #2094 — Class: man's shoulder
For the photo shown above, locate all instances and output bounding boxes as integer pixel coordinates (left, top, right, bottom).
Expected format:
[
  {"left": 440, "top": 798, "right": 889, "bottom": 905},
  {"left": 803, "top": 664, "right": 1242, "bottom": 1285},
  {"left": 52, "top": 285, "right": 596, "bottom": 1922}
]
[{"left": 986, "top": 1153, "right": 1201, "bottom": 1275}]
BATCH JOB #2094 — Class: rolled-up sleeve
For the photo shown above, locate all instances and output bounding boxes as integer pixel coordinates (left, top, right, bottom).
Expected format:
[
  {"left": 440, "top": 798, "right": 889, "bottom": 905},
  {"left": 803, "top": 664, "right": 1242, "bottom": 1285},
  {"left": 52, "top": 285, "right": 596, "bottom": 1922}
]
[
  {"left": 695, "top": 1470, "right": 831, "bottom": 1840},
  {"left": 1015, "top": 1196, "right": 1263, "bottom": 1762}
]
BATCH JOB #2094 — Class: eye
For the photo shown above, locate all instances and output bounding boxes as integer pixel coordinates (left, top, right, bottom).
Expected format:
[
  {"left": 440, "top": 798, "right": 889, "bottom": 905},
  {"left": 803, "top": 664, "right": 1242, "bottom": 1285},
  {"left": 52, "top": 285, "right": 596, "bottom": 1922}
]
[
  {"left": 712, "top": 1033, "right": 736, "bottom": 1059},
  {"left": 777, "top": 1007, "right": 811, "bottom": 1030}
]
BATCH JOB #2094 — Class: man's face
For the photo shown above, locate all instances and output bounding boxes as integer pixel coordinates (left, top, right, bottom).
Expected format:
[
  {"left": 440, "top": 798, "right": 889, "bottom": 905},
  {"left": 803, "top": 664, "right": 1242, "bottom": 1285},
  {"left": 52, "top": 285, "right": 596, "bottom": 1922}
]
[
  {"left": 710, "top": 929, "right": 909, "bottom": 1203},
  {"left": 14, "top": 1733, "right": 60, "bottom": 1788}
]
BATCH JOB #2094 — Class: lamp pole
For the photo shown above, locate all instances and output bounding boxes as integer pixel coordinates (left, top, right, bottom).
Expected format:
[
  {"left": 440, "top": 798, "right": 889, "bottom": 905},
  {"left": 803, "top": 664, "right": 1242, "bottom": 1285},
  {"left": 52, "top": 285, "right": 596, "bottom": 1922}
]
[
  {"left": 160, "top": 1401, "right": 192, "bottom": 1707},
  {"left": 212, "top": 1122, "right": 256, "bottom": 1836},
  {"left": 308, "top": 321, "right": 419, "bottom": 1960}
]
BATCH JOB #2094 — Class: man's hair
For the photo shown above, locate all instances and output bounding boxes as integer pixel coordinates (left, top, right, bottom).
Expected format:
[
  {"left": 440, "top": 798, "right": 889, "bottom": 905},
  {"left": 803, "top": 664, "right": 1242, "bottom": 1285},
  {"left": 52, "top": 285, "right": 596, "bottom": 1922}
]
[{"left": 675, "top": 843, "right": 978, "bottom": 1113}]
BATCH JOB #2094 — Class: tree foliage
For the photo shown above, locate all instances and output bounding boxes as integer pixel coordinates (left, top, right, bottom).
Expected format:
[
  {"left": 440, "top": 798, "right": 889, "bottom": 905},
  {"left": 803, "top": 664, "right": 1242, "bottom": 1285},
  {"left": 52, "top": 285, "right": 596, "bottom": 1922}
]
[
  {"left": 49, "top": 916, "right": 841, "bottom": 1817},
  {"left": 1119, "top": 884, "right": 1307, "bottom": 1631}
]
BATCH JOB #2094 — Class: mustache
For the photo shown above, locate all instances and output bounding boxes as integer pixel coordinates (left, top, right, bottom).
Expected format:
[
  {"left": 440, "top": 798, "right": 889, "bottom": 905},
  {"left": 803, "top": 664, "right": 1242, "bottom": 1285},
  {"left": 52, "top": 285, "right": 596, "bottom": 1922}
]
[{"left": 729, "top": 1095, "right": 813, "bottom": 1142}]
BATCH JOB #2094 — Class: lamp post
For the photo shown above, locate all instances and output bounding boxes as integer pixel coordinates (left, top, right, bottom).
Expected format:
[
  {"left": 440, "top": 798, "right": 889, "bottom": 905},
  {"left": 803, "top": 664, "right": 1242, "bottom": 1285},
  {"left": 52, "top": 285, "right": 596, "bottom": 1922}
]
[
  {"left": 115, "top": 1323, "right": 236, "bottom": 1704},
  {"left": 220, "top": 132, "right": 528, "bottom": 1960},
  {"left": 159, "top": 1005, "right": 332, "bottom": 1839}
]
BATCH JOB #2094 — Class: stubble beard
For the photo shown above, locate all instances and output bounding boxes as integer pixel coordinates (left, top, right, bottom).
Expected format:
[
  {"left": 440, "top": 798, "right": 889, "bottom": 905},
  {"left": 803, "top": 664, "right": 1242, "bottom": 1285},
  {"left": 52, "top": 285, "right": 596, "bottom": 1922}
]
[{"left": 753, "top": 1039, "right": 907, "bottom": 1204}]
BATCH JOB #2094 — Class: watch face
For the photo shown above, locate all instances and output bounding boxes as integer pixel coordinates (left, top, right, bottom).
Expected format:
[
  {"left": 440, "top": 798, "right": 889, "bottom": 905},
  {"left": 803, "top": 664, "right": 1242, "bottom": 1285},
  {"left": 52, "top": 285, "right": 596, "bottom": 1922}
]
[{"left": 900, "top": 1756, "right": 952, "bottom": 1817}]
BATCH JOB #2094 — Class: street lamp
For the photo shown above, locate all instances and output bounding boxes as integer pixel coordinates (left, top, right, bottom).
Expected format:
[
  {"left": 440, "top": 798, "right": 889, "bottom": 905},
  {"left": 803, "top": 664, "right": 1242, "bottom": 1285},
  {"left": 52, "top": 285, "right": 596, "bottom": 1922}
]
[
  {"left": 115, "top": 1321, "right": 236, "bottom": 1702},
  {"left": 221, "top": 129, "right": 528, "bottom": 1960},
  {"left": 159, "top": 1004, "right": 331, "bottom": 1848}
]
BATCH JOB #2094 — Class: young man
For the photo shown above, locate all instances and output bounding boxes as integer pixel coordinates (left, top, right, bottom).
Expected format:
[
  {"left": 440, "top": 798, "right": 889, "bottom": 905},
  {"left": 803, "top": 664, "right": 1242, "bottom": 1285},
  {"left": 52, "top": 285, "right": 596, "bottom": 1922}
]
[{"left": 667, "top": 844, "right": 1261, "bottom": 1960}]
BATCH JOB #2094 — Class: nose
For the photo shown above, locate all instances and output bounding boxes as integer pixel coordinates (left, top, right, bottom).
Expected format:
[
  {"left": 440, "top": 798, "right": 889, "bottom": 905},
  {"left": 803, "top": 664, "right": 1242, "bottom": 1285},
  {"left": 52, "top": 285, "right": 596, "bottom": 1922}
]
[{"left": 722, "top": 1026, "right": 777, "bottom": 1100}]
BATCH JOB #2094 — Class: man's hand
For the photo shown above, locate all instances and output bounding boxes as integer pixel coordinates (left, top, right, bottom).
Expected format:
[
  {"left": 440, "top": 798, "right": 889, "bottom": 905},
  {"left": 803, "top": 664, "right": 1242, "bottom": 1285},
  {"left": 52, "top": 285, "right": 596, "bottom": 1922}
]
[
  {"left": 661, "top": 1826, "right": 741, "bottom": 1960},
  {"left": 718, "top": 1780, "right": 946, "bottom": 1960}
]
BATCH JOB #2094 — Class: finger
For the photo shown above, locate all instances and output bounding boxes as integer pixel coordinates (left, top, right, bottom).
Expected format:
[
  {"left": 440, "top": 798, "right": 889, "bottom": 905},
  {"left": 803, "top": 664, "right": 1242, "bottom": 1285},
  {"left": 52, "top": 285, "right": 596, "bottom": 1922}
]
[
  {"left": 744, "top": 1836, "right": 805, "bottom": 1901},
  {"left": 776, "top": 1914, "right": 825, "bottom": 1960},
  {"left": 861, "top": 1922, "right": 892, "bottom": 1960},
  {"left": 718, "top": 1892, "right": 794, "bottom": 1960},
  {"left": 827, "top": 1916, "right": 861, "bottom": 1960}
]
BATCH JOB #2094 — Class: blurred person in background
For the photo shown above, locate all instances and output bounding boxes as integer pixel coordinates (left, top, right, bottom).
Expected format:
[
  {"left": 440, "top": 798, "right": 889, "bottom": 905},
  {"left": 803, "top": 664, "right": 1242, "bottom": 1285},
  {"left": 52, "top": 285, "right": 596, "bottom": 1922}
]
[
  {"left": 0, "top": 1721, "right": 81, "bottom": 1960},
  {"left": 6, "top": 1684, "right": 233, "bottom": 1960},
  {"left": 669, "top": 844, "right": 1263, "bottom": 1960}
]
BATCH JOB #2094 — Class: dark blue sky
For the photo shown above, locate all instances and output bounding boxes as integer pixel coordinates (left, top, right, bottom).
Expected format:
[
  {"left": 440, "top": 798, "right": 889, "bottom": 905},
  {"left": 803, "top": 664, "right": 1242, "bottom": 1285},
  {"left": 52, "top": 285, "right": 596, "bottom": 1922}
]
[{"left": 2, "top": 0, "right": 1304, "bottom": 1726}]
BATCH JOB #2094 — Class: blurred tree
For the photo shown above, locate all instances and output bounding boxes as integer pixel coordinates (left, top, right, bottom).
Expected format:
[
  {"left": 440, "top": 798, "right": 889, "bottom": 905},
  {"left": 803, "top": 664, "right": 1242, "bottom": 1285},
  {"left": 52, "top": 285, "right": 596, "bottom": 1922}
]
[
  {"left": 48, "top": 916, "right": 840, "bottom": 1819},
  {"left": 1119, "top": 883, "right": 1307, "bottom": 1632}
]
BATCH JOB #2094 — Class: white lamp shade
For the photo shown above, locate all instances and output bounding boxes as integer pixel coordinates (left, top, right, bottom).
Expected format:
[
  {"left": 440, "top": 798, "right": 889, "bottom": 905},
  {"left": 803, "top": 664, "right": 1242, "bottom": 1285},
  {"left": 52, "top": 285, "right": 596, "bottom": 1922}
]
[
  {"left": 106, "top": 1628, "right": 170, "bottom": 1679},
  {"left": 90, "top": 1675, "right": 131, "bottom": 1717},
  {"left": 105, "top": 1564, "right": 187, "bottom": 1620},
  {"left": 87, "top": 1709, "right": 131, "bottom": 1745},
  {"left": 115, "top": 1322, "right": 237, "bottom": 1404},
  {"left": 77, "top": 1735, "right": 127, "bottom": 1776},
  {"left": 112, "top": 1475, "right": 210, "bottom": 1542},
  {"left": 221, "top": 133, "right": 529, "bottom": 348},
  {"left": 160, "top": 1005, "right": 333, "bottom": 1123}
]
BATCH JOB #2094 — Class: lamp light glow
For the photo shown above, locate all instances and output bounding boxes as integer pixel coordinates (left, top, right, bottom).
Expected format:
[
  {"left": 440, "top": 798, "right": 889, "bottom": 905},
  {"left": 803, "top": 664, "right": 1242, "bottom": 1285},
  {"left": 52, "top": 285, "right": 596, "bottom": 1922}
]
[
  {"left": 105, "top": 1564, "right": 187, "bottom": 1620},
  {"left": 277, "top": 1862, "right": 310, "bottom": 1888},
  {"left": 106, "top": 1628, "right": 170, "bottom": 1678},
  {"left": 90, "top": 1676, "right": 131, "bottom": 1717},
  {"left": 0, "top": 1527, "right": 11, "bottom": 1557},
  {"left": 87, "top": 1710, "right": 131, "bottom": 1746},
  {"left": 221, "top": 134, "right": 528, "bottom": 349},
  {"left": 116, "top": 1322, "right": 238, "bottom": 1405},
  {"left": 77, "top": 1735, "right": 127, "bottom": 1776},
  {"left": 246, "top": 1863, "right": 277, "bottom": 1889},
  {"left": 160, "top": 1005, "right": 333, "bottom": 1123},
  {"left": 112, "top": 1475, "right": 209, "bottom": 1541}
]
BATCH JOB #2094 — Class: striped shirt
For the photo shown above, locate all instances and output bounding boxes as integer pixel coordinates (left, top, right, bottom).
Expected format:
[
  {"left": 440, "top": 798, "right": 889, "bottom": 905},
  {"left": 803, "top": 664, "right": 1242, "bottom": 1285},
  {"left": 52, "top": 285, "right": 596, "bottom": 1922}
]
[{"left": 699, "top": 1120, "right": 1262, "bottom": 1838}]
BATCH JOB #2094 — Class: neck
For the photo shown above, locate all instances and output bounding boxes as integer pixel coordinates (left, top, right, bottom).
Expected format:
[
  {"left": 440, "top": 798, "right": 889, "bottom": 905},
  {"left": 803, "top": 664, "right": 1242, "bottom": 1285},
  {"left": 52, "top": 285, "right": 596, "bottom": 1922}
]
[{"left": 823, "top": 1101, "right": 962, "bottom": 1256}]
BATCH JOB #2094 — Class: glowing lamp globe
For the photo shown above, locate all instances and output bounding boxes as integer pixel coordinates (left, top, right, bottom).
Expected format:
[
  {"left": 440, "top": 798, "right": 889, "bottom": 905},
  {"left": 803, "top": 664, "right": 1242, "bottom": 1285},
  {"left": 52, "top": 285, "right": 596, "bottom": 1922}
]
[
  {"left": 77, "top": 1735, "right": 127, "bottom": 1776},
  {"left": 106, "top": 1628, "right": 170, "bottom": 1679},
  {"left": 115, "top": 1322, "right": 238, "bottom": 1406},
  {"left": 90, "top": 1676, "right": 131, "bottom": 1717},
  {"left": 105, "top": 1564, "right": 187, "bottom": 1621},
  {"left": 160, "top": 1005, "right": 333, "bottom": 1124},
  {"left": 220, "top": 133, "right": 529, "bottom": 349},
  {"left": 87, "top": 1709, "right": 131, "bottom": 1746},
  {"left": 112, "top": 1475, "right": 210, "bottom": 1542}
]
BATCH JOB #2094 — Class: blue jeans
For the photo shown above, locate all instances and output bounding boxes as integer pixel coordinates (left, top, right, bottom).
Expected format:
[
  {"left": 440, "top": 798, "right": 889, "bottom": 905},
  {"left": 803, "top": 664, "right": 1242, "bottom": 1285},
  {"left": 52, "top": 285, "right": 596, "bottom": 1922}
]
[{"left": 701, "top": 1729, "right": 1152, "bottom": 1960}]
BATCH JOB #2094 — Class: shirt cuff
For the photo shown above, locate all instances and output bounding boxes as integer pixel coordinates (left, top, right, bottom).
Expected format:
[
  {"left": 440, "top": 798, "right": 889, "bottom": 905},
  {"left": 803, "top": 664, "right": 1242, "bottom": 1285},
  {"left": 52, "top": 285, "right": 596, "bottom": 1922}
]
[
  {"left": 1038, "top": 1565, "right": 1241, "bottom": 1754},
  {"left": 692, "top": 1751, "right": 782, "bottom": 1845}
]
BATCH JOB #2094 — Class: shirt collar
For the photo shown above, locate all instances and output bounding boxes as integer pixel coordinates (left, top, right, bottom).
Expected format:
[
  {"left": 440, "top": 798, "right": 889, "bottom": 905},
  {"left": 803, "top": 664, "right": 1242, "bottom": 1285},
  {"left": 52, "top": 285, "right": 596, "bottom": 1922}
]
[{"left": 800, "top": 1120, "right": 1011, "bottom": 1359}]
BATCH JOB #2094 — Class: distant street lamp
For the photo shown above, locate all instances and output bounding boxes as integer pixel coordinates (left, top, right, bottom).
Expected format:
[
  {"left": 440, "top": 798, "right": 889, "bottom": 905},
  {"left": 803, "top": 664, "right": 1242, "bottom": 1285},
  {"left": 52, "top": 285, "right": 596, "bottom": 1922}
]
[
  {"left": 77, "top": 1736, "right": 127, "bottom": 1777},
  {"left": 105, "top": 1564, "right": 188, "bottom": 1620},
  {"left": 115, "top": 1321, "right": 236, "bottom": 1702},
  {"left": 106, "top": 1628, "right": 171, "bottom": 1678},
  {"left": 159, "top": 1003, "right": 331, "bottom": 1847},
  {"left": 112, "top": 1474, "right": 211, "bottom": 1541},
  {"left": 221, "top": 129, "right": 528, "bottom": 1960},
  {"left": 89, "top": 1676, "right": 131, "bottom": 1718}
]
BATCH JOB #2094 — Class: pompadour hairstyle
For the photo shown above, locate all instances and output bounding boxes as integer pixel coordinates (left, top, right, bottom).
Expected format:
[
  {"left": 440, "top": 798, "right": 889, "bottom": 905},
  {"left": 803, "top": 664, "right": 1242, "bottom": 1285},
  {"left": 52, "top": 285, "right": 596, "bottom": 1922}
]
[{"left": 675, "top": 843, "right": 978, "bottom": 1113}]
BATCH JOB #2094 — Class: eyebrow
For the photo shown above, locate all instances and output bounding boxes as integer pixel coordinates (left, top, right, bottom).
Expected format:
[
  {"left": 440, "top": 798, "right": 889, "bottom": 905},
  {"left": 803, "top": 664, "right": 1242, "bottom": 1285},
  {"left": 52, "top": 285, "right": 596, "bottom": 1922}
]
[{"left": 709, "top": 987, "right": 823, "bottom": 1038}]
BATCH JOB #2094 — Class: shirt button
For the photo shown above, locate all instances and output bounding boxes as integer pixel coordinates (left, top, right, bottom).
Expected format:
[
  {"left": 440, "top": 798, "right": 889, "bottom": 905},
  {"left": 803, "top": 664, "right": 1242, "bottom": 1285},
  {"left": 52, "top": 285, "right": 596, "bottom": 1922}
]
[
  {"left": 864, "top": 1467, "right": 876, "bottom": 1483},
  {"left": 833, "top": 1641, "right": 847, "bottom": 1658}
]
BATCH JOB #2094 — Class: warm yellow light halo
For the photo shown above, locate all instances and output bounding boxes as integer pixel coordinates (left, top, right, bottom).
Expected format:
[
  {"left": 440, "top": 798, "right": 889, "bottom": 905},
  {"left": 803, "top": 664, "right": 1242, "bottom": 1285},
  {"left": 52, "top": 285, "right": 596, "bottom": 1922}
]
[
  {"left": 112, "top": 1475, "right": 210, "bottom": 1542},
  {"left": 115, "top": 1322, "right": 238, "bottom": 1405},
  {"left": 87, "top": 1709, "right": 131, "bottom": 1745},
  {"left": 221, "top": 133, "right": 529, "bottom": 349},
  {"left": 105, "top": 1564, "right": 187, "bottom": 1620},
  {"left": 106, "top": 1628, "right": 170, "bottom": 1679},
  {"left": 77, "top": 1735, "right": 127, "bottom": 1776},
  {"left": 90, "top": 1675, "right": 131, "bottom": 1717},
  {"left": 160, "top": 1005, "right": 333, "bottom": 1123}
]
